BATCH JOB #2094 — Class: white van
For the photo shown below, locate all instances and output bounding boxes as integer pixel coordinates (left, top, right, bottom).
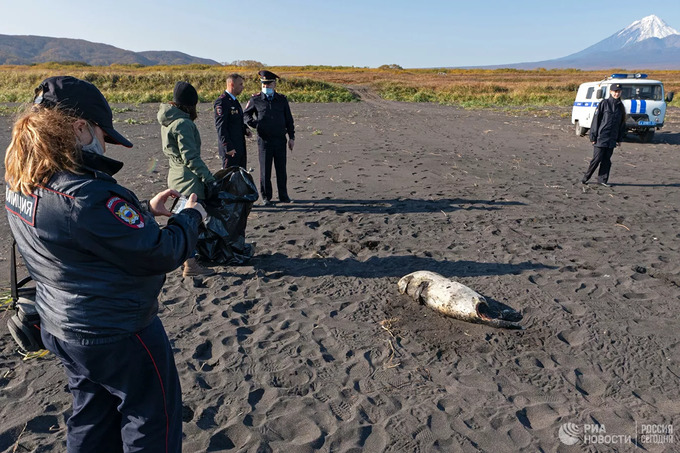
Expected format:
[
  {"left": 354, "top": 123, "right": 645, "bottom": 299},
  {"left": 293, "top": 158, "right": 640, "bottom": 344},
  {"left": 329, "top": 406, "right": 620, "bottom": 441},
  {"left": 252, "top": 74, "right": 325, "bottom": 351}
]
[{"left": 571, "top": 73, "right": 674, "bottom": 142}]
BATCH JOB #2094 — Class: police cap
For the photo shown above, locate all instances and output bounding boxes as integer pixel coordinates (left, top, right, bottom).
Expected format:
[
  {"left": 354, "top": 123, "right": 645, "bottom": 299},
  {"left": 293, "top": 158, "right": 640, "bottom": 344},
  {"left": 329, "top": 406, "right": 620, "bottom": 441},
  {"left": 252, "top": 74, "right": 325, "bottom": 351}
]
[
  {"left": 258, "top": 70, "right": 279, "bottom": 83},
  {"left": 610, "top": 83, "right": 623, "bottom": 91},
  {"left": 34, "top": 76, "right": 133, "bottom": 148}
]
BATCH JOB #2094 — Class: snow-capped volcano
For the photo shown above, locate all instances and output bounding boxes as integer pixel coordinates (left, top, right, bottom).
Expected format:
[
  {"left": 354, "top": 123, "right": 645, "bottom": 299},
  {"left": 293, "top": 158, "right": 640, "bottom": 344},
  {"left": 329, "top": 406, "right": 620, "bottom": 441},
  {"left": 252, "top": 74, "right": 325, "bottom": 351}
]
[
  {"left": 581, "top": 15, "right": 680, "bottom": 53},
  {"left": 474, "top": 15, "right": 680, "bottom": 69},
  {"left": 622, "top": 15, "right": 679, "bottom": 41}
]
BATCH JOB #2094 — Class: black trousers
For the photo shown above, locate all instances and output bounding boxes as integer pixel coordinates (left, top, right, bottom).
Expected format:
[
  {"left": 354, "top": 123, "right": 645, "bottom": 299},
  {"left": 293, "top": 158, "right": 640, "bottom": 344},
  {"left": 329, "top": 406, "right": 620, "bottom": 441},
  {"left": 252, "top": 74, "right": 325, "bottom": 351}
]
[
  {"left": 258, "top": 136, "right": 288, "bottom": 201},
  {"left": 583, "top": 146, "right": 614, "bottom": 184},
  {"left": 41, "top": 317, "right": 182, "bottom": 453},
  {"left": 221, "top": 147, "right": 247, "bottom": 170}
]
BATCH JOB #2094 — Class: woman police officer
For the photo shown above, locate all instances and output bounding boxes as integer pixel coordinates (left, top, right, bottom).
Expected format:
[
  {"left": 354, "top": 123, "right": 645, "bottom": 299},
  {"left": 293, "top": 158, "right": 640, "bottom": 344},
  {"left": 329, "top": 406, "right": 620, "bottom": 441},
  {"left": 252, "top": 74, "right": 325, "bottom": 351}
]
[{"left": 4, "top": 76, "right": 205, "bottom": 452}]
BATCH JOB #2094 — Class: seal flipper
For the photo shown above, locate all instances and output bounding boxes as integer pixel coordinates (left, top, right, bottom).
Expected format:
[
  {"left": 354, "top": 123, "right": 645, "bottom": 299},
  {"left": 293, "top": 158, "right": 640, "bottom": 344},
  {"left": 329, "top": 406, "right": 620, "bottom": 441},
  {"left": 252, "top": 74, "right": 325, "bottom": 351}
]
[
  {"left": 479, "top": 317, "right": 523, "bottom": 330},
  {"left": 478, "top": 302, "right": 523, "bottom": 329},
  {"left": 414, "top": 281, "right": 429, "bottom": 305}
]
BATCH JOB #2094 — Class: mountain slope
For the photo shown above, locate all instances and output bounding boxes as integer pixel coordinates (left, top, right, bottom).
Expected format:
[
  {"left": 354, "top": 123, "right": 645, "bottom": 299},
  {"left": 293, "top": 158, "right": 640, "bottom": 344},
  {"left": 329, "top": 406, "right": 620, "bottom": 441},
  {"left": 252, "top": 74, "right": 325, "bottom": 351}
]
[
  {"left": 474, "top": 15, "right": 680, "bottom": 70},
  {"left": 0, "top": 34, "right": 220, "bottom": 66}
]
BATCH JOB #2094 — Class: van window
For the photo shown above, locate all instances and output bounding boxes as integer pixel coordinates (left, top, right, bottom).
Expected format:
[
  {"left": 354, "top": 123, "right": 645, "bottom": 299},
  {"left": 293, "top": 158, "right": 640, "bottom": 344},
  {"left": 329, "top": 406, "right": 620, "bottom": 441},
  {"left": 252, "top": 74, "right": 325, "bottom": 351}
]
[
  {"left": 619, "top": 84, "right": 663, "bottom": 101},
  {"left": 586, "top": 87, "right": 594, "bottom": 99}
]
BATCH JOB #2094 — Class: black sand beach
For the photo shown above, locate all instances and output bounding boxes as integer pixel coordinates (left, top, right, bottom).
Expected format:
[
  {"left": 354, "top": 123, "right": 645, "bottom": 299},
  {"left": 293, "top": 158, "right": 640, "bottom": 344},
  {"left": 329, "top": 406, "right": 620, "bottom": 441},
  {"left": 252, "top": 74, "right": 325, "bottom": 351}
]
[{"left": 1, "top": 96, "right": 679, "bottom": 452}]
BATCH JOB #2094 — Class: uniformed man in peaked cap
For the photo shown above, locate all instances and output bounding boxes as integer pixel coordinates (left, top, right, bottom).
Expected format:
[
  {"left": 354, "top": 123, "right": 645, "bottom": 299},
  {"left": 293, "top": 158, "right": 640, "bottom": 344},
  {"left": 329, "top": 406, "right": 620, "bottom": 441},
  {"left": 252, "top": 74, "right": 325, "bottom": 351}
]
[
  {"left": 243, "top": 70, "right": 295, "bottom": 205},
  {"left": 581, "top": 82, "right": 626, "bottom": 186}
]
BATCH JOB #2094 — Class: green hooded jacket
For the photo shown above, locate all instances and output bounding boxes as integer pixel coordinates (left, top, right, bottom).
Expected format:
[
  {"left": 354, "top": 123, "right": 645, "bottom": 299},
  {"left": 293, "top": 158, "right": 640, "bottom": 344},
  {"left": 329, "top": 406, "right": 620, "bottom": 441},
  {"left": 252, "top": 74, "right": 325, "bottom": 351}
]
[{"left": 157, "top": 103, "right": 215, "bottom": 199}]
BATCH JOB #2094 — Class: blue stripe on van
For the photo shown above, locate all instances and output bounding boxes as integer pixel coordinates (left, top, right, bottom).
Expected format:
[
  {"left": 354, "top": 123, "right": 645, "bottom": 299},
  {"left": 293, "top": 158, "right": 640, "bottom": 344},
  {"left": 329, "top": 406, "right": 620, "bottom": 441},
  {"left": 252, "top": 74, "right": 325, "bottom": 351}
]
[
  {"left": 640, "top": 100, "right": 646, "bottom": 113},
  {"left": 630, "top": 99, "right": 637, "bottom": 113}
]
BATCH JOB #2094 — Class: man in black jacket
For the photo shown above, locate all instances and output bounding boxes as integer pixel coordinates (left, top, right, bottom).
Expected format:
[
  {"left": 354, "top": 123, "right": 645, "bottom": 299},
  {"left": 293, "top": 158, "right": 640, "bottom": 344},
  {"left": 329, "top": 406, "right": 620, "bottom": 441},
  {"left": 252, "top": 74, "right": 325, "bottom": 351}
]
[
  {"left": 214, "top": 73, "right": 251, "bottom": 169},
  {"left": 582, "top": 83, "right": 627, "bottom": 186},
  {"left": 243, "top": 70, "right": 295, "bottom": 205}
]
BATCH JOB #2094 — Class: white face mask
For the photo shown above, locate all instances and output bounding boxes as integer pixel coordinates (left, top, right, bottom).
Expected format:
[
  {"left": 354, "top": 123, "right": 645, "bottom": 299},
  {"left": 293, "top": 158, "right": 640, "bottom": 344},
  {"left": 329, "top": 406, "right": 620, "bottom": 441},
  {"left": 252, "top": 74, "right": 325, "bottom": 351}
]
[
  {"left": 262, "top": 87, "right": 274, "bottom": 96},
  {"left": 80, "top": 123, "right": 105, "bottom": 155}
]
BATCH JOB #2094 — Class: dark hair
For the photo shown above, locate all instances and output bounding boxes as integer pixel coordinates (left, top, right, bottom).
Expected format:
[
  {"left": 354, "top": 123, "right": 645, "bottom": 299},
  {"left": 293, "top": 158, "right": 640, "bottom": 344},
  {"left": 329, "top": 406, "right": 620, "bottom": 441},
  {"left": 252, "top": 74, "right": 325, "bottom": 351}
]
[
  {"left": 226, "top": 73, "right": 243, "bottom": 83},
  {"left": 170, "top": 102, "right": 198, "bottom": 121}
]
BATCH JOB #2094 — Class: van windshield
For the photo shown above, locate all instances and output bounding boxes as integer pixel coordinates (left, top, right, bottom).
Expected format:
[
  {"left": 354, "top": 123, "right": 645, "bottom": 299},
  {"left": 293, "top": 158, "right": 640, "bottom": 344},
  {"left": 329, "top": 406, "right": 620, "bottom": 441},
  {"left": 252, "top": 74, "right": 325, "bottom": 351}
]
[{"left": 617, "top": 84, "right": 663, "bottom": 101}]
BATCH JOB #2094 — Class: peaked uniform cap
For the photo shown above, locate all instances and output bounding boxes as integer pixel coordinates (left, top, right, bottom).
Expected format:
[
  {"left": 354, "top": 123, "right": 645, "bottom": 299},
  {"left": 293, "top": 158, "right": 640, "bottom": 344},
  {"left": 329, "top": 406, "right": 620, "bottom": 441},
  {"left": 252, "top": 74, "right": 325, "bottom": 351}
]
[{"left": 258, "top": 70, "right": 279, "bottom": 83}]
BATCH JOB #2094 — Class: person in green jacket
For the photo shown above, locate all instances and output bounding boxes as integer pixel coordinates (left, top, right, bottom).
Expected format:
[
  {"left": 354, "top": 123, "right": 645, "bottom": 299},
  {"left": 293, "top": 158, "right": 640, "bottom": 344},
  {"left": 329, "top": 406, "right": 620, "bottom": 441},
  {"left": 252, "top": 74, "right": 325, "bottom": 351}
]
[{"left": 158, "top": 81, "right": 216, "bottom": 276}]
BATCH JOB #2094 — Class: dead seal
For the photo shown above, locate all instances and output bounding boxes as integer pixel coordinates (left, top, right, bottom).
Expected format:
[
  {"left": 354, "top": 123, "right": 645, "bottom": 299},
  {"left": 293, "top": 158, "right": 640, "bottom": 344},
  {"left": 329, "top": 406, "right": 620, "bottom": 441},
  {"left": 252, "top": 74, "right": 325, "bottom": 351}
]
[{"left": 397, "top": 271, "right": 522, "bottom": 329}]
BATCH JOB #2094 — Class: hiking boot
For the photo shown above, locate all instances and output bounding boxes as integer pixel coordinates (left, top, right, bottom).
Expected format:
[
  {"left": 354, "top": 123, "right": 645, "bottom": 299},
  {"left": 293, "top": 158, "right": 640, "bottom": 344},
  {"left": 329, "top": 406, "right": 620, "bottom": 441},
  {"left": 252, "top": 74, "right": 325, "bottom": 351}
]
[{"left": 183, "top": 258, "right": 215, "bottom": 277}]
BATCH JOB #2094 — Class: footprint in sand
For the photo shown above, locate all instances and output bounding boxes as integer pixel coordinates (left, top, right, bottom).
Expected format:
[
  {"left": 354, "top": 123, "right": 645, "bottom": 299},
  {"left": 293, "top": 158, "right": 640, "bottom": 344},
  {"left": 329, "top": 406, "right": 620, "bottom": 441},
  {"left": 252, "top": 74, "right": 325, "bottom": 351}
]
[{"left": 556, "top": 326, "right": 590, "bottom": 347}]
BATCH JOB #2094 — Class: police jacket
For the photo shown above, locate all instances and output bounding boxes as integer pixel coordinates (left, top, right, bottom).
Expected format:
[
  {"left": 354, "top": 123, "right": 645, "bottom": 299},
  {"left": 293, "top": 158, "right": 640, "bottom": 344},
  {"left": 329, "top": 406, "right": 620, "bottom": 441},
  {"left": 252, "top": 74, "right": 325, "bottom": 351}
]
[
  {"left": 214, "top": 91, "right": 248, "bottom": 167},
  {"left": 6, "top": 152, "right": 203, "bottom": 345},
  {"left": 243, "top": 92, "right": 295, "bottom": 141},
  {"left": 158, "top": 103, "right": 215, "bottom": 199},
  {"left": 589, "top": 96, "right": 626, "bottom": 148}
]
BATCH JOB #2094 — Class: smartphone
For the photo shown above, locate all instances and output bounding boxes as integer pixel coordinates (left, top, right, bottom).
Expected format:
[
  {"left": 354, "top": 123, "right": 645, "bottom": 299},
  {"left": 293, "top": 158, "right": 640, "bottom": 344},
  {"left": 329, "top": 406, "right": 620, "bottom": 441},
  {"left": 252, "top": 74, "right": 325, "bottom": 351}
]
[{"left": 171, "top": 196, "right": 189, "bottom": 214}]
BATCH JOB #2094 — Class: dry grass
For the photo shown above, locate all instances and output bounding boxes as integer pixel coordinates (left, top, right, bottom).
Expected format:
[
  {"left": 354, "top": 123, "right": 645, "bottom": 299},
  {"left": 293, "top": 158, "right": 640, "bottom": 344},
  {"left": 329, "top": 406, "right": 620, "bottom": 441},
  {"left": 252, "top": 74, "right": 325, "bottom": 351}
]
[{"left": 0, "top": 64, "right": 678, "bottom": 108}]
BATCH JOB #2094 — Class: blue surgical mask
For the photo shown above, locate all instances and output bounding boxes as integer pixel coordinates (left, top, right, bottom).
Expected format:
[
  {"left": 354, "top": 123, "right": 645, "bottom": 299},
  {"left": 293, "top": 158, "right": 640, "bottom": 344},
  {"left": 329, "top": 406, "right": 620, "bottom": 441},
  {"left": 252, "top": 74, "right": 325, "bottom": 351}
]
[
  {"left": 80, "top": 123, "right": 105, "bottom": 155},
  {"left": 262, "top": 87, "right": 274, "bottom": 96}
]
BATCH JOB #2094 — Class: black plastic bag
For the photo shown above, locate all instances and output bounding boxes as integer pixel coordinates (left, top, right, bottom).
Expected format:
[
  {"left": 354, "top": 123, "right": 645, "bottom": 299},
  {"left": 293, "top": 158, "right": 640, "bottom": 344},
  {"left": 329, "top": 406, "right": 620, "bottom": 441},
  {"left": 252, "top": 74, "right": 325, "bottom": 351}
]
[{"left": 196, "top": 167, "right": 258, "bottom": 264}]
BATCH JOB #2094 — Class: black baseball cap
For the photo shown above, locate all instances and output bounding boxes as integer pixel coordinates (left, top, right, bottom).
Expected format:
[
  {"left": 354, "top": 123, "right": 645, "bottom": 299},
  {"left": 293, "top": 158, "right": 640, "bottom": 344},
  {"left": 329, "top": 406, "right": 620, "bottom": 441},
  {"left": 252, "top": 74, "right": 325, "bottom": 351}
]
[
  {"left": 258, "top": 70, "right": 279, "bottom": 83},
  {"left": 33, "top": 76, "right": 133, "bottom": 148}
]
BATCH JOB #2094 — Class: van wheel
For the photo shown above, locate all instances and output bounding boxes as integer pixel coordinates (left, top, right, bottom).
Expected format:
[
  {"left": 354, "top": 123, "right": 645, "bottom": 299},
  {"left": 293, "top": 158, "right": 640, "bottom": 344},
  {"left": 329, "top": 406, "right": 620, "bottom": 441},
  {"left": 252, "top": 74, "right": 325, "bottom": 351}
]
[
  {"left": 575, "top": 121, "right": 587, "bottom": 136},
  {"left": 640, "top": 130, "right": 655, "bottom": 143}
]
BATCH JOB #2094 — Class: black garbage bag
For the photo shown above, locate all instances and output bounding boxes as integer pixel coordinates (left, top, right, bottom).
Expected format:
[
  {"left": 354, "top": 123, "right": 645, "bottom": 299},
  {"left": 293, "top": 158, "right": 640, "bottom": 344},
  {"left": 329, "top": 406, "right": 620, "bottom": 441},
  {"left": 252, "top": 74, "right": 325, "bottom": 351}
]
[{"left": 196, "top": 167, "right": 259, "bottom": 264}]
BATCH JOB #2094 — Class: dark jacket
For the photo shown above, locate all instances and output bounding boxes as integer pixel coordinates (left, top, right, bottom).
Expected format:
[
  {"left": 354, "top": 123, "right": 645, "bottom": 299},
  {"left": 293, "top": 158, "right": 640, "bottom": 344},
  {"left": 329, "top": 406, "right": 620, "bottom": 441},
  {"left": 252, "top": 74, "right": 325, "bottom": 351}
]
[
  {"left": 243, "top": 92, "right": 295, "bottom": 141},
  {"left": 589, "top": 96, "right": 626, "bottom": 147},
  {"left": 6, "top": 152, "right": 202, "bottom": 345},
  {"left": 214, "top": 91, "right": 248, "bottom": 168},
  {"left": 157, "top": 103, "right": 215, "bottom": 199}
]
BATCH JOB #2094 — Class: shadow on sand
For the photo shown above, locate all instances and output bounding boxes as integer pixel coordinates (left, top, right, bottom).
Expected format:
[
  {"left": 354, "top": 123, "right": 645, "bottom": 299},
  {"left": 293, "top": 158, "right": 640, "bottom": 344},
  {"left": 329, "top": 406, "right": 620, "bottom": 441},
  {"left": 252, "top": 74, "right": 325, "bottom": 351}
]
[
  {"left": 607, "top": 182, "right": 680, "bottom": 188},
  {"left": 255, "top": 198, "right": 526, "bottom": 214},
  {"left": 639, "top": 132, "right": 680, "bottom": 145},
  {"left": 253, "top": 253, "right": 556, "bottom": 279}
]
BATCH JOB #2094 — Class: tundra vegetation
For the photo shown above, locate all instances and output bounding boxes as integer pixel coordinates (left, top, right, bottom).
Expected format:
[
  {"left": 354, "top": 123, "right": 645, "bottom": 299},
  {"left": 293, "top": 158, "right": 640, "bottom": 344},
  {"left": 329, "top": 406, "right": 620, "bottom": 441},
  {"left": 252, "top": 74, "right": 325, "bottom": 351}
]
[{"left": 0, "top": 64, "right": 677, "bottom": 112}]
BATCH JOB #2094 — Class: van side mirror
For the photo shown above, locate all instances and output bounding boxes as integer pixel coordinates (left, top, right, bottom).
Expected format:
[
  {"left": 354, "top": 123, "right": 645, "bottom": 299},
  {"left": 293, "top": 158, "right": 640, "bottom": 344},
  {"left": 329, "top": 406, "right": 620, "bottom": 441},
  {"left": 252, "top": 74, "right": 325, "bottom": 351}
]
[
  {"left": 595, "top": 88, "right": 604, "bottom": 99},
  {"left": 666, "top": 91, "right": 674, "bottom": 103}
]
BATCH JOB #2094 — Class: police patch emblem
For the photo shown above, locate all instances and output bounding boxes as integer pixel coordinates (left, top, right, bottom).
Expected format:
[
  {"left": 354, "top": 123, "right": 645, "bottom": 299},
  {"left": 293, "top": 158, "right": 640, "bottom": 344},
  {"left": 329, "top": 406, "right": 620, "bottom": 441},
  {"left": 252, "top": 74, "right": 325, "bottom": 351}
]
[
  {"left": 216, "top": 105, "right": 223, "bottom": 116},
  {"left": 107, "top": 197, "right": 145, "bottom": 229}
]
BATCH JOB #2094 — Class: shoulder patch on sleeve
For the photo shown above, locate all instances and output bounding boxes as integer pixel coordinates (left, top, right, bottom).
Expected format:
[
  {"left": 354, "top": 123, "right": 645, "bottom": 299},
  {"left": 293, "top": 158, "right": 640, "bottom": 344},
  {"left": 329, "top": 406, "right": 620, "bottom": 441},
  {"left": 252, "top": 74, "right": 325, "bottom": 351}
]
[
  {"left": 107, "top": 196, "right": 145, "bottom": 229},
  {"left": 215, "top": 104, "right": 223, "bottom": 116}
]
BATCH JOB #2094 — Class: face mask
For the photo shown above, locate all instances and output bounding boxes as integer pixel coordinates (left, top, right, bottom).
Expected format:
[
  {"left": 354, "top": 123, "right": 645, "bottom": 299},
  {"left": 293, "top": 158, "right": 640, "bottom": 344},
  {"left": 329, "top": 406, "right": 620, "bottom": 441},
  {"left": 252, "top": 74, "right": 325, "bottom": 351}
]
[
  {"left": 80, "top": 123, "right": 105, "bottom": 155},
  {"left": 262, "top": 87, "right": 274, "bottom": 96}
]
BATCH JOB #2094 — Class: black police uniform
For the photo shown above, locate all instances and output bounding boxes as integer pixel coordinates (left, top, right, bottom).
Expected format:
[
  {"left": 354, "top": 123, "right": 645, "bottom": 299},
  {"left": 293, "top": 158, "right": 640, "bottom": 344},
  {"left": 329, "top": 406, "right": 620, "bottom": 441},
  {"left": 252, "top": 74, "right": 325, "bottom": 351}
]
[
  {"left": 583, "top": 95, "right": 626, "bottom": 184},
  {"left": 214, "top": 91, "right": 248, "bottom": 169},
  {"left": 6, "top": 151, "right": 201, "bottom": 452},
  {"left": 243, "top": 91, "right": 295, "bottom": 202}
]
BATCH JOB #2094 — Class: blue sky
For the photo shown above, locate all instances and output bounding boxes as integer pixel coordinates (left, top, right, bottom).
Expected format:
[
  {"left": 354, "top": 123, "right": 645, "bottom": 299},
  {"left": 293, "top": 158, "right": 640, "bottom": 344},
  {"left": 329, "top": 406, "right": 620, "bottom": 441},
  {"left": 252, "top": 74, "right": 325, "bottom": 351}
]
[{"left": 2, "top": 0, "right": 680, "bottom": 67}]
